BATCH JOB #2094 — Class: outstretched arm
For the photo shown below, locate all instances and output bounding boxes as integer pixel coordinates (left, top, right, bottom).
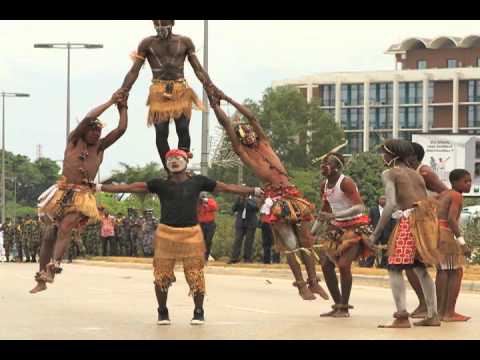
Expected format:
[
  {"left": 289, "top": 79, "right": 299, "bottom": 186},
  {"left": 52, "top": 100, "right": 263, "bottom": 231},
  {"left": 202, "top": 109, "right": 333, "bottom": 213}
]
[
  {"left": 100, "top": 182, "right": 149, "bottom": 194},
  {"left": 121, "top": 39, "right": 149, "bottom": 92},
  {"left": 371, "top": 171, "right": 397, "bottom": 242},
  {"left": 223, "top": 96, "right": 267, "bottom": 141},
  {"left": 99, "top": 100, "right": 128, "bottom": 152},
  {"left": 214, "top": 182, "right": 262, "bottom": 197},
  {"left": 68, "top": 91, "right": 122, "bottom": 144}
]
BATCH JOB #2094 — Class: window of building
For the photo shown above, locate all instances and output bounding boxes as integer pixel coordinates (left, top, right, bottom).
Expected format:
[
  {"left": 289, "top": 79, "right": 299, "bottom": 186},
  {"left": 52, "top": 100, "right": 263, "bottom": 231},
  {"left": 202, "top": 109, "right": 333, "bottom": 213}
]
[
  {"left": 428, "top": 81, "right": 434, "bottom": 103},
  {"left": 341, "top": 84, "right": 363, "bottom": 106},
  {"left": 477, "top": 58, "right": 480, "bottom": 67},
  {"left": 321, "top": 84, "right": 335, "bottom": 107},
  {"left": 341, "top": 108, "right": 363, "bottom": 130},
  {"left": 370, "top": 132, "right": 392, "bottom": 151},
  {"left": 447, "top": 59, "right": 458, "bottom": 68},
  {"left": 400, "top": 82, "right": 422, "bottom": 104},
  {"left": 468, "top": 105, "right": 480, "bottom": 128},
  {"left": 476, "top": 142, "right": 480, "bottom": 159},
  {"left": 400, "top": 107, "right": 422, "bottom": 129},
  {"left": 345, "top": 132, "right": 363, "bottom": 154},
  {"left": 417, "top": 60, "right": 427, "bottom": 69}
]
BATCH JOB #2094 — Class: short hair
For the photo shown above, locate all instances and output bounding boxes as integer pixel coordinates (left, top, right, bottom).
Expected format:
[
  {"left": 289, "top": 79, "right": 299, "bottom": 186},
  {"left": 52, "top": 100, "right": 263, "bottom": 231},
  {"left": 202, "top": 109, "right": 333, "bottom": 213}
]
[
  {"left": 411, "top": 142, "right": 425, "bottom": 162},
  {"left": 327, "top": 152, "right": 346, "bottom": 168},
  {"left": 152, "top": 20, "right": 175, "bottom": 26},
  {"left": 382, "top": 139, "right": 415, "bottom": 161},
  {"left": 449, "top": 169, "right": 470, "bottom": 184}
]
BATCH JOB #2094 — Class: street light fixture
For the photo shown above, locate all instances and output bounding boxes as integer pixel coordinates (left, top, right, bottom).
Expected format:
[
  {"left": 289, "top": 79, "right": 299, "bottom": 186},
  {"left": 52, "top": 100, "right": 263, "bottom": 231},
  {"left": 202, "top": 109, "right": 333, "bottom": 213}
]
[
  {"left": 34, "top": 42, "right": 103, "bottom": 142},
  {"left": 1, "top": 92, "right": 30, "bottom": 224}
]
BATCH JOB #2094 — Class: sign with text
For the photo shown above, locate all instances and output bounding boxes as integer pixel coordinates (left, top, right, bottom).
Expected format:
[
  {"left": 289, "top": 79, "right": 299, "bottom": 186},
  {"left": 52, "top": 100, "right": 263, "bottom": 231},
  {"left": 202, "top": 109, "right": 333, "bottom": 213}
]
[{"left": 412, "top": 134, "right": 480, "bottom": 197}]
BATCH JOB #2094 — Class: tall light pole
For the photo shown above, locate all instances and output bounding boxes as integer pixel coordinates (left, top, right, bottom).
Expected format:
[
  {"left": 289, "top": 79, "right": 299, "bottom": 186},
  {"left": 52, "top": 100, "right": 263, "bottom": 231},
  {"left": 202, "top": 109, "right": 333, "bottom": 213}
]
[
  {"left": 200, "top": 20, "right": 209, "bottom": 176},
  {"left": 1, "top": 92, "right": 30, "bottom": 224},
  {"left": 34, "top": 43, "right": 103, "bottom": 143}
]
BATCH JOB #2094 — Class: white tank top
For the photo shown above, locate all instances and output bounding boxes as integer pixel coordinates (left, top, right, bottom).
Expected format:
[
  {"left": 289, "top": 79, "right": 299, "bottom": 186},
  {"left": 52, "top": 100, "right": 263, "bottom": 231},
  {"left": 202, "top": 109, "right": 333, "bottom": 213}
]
[{"left": 324, "top": 174, "right": 361, "bottom": 221}]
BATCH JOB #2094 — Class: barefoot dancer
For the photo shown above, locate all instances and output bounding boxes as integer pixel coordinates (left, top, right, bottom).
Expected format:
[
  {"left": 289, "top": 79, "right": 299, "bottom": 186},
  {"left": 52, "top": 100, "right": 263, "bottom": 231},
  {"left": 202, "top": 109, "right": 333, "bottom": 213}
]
[
  {"left": 209, "top": 94, "right": 329, "bottom": 301},
  {"left": 374, "top": 139, "right": 442, "bottom": 328},
  {"left": 311, "top": 152, "right": 374, "bottom": 318},
  {"left": 98, "top": 149, "right": 263, "bottom": 325},
  {"left": 120, "top": 20, "right": 223, "bottom": 169},
  {"left": 436, "top": 169, "right": 472, "bottom": 322},
  {"left": 405, "top": 142, "right": 449, "bottom": 318},
  {"left": 30, "top": 90, "right": 128, "bottom": 293}
]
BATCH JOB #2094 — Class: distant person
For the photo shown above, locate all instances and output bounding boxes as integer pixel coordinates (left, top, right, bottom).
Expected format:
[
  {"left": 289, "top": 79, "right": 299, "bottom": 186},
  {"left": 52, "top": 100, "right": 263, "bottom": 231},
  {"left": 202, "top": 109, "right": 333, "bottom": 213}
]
[
  {"left": 99, "top": 208, "right": 116, "bottom": 256},
  {"left": 259, "top": 198, "right": 280, "bottom": 264},
  {"left": 229, "top": 192, "right": 259, "bottom": 264},
  {"left": 367, "top": 196, "right": 396, "bottom": 268},
  {"left": 197, "top": 192, "right": 218, "bottom": 261}
]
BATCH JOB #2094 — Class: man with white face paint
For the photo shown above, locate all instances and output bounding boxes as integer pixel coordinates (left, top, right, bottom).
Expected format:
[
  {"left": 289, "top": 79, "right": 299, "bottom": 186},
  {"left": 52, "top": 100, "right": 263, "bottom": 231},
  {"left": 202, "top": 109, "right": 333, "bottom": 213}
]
[
  {"left": 373, "top": 139, "right": 442, "bottom": 328},
  {"left": 98, "top": 149, "right": 263, "bottom": 325},
  {"left": 119, "top": 20, "right": 224, "bottom": 171}
]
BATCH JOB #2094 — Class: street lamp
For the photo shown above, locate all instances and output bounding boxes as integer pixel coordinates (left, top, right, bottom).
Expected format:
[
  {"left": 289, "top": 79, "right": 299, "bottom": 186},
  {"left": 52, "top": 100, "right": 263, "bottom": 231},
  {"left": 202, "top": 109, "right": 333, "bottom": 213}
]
[
  {"left": 34, "top": 42, "right": 103, "bottom": 143},
  {"left": 1, "top": 92, "right": 30, "bottom": 224}
]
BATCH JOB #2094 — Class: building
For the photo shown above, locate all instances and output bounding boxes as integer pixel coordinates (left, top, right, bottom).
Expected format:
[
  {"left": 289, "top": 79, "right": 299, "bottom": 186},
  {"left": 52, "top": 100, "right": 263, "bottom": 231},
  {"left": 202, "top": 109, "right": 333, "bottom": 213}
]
[{"left": 272, "top": 35, "right": 480, "bottom": 154}]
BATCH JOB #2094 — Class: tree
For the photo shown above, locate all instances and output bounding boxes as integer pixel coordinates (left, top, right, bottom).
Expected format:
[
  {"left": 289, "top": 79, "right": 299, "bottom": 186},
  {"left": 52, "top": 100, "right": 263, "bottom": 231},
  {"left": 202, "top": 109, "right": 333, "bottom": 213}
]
[{"left": 344, "top": 152, "right": 385, "bottom": 208}]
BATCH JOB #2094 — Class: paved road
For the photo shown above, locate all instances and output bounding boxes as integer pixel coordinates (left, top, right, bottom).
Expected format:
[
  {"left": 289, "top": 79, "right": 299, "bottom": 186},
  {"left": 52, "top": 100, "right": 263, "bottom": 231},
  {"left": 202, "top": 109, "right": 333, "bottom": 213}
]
[{"left": 1, "top": 262, "right": 479, "bottom": 340}]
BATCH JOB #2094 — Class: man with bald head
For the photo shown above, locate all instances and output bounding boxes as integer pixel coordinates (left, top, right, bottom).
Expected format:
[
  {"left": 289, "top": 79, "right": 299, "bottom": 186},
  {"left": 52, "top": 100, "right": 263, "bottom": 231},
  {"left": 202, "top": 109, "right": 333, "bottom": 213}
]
[{"left": 119, "top": 20, "right": 223, "bottom": 170}]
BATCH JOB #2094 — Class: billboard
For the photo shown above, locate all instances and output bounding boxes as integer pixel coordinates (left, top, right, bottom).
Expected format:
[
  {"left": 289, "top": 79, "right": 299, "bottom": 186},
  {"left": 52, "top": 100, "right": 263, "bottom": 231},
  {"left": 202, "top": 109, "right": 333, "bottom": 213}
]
[{"left": 412, "top": 134, "right": 480, "bottom": 197}]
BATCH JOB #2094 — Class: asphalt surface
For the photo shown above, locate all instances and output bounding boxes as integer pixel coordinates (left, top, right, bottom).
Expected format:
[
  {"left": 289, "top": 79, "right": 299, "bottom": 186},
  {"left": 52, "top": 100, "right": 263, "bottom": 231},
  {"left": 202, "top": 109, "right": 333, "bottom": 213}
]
[{"left": 1, "top": 262, "right": 479, "bottom": 340}]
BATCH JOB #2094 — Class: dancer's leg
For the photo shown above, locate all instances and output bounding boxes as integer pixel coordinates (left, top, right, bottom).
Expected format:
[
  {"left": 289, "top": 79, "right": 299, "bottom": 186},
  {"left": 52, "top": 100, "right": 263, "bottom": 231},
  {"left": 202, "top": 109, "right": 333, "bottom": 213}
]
[
  {"left": 405, "top": 268, "right": 427, "bottom": 318},
  {"left": 378, "top": 270, "right": 411, "bottom": 328},
  {"left": 154, "top": 121, "right": 170, "bottom": 169},
  {"left": 435, "top": 269, "right": 448, "bottom": 318},
  {"left": 443, "top": 268, "right": 470, "bottom": 322},
  {"left": 174, "top": 115, "right": 191, "bottom": 153},
  {"left": 412, "top": 266, "right": 441, "bottom": 326}
]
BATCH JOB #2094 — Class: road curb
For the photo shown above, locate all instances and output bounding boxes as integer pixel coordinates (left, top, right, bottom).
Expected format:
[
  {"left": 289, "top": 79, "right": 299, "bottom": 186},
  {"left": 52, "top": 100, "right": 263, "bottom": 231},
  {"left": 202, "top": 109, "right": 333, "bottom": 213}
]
[{"left": 73, "top": 260, "right": 480, "bottom": 293}]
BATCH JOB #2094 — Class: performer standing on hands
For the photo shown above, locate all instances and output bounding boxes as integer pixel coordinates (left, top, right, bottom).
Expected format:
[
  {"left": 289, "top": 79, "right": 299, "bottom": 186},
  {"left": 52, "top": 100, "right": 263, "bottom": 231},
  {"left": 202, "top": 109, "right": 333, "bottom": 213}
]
[
  {"left": 208, "top": 94, "right": 329, "bottom": 302},
  {"left": 120, "top": 20, "right": 222, "bottom": 170},
  {"left": 311, "top": 152, "right": 374, "bottom": 318},
  {"left": 374, "top": 139, "right": 442, "bottom": 328},
  {"left": 30, "top": 90, "right": 128, "bottom": 294},
  {"left": 98, "top": 149, "right": 263, "bottom": 325},
  {"left": 436, "top": 169, "right": 472, "bottom": 322}
]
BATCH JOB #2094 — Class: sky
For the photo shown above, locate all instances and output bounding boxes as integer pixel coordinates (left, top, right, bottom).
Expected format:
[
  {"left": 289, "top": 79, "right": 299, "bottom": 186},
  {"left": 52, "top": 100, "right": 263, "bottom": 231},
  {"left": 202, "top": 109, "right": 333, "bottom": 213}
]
[{"left": 1, "top": 20, "right": 480, "bottom": 180}]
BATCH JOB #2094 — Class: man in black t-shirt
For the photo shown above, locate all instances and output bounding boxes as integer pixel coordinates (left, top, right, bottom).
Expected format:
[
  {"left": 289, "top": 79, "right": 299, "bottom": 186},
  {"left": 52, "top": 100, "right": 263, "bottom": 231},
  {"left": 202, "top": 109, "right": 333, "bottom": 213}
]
[{"left": 98, "top": 149, "right": 262, "bottom": 325}]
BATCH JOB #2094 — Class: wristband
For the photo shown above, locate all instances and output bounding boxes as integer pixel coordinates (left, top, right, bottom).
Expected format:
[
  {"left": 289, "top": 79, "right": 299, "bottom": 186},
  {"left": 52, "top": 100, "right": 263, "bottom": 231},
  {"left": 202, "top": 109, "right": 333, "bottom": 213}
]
[{"left": 456, "top": 236, "right": 466, "bottom": 245}]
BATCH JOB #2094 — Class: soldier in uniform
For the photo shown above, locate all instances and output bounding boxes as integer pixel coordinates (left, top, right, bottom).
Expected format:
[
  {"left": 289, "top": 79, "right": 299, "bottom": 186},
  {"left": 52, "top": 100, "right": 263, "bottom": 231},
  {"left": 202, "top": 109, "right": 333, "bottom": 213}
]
[
  {"left": 128, "top": 209, "right": 142, "bottom": 257},
  {"left": 1, "top": 218, "right": 14, "bottom": 262},
  {"left": 142, "top": 209, "right": 158, "bottom": 257},
  {"left": 21, "top": 215, "right": 39, "bottom": 263},
  {"left": 14, "top": 217, "right": 23, "bottom": 262},
  {"left": 133, "top": 212, "right": 145, "bottom": 257},
  {"left": 114, "top": 213, "right": 126, "bottom": 256}
]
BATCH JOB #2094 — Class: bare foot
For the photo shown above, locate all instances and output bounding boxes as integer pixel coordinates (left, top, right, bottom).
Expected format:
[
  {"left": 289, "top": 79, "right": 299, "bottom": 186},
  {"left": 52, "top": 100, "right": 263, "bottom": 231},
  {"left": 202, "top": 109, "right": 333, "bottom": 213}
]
[
  {"left": 442, "top": 313, "right": 471, "bottom": 322},
  {"left": 378, "top": 318, "right": 411, "bottom": 328},
  {"left": 30, "top": 282, "right": 47, "bottom": 294},
  {"left": 308, "top": 282, "right": 329, "bottom": 300},
  {"left": 331, "top": 310, "right": 350, "bottom": 318},
  {"left": 410, "top": 304, "right": 427, "bottom": 318},
  {"left": 413, "top": 315, "right": 441, "bottom": 326},
  {"left": 320, "top": 307, "right": 338, "bottom": 317},
  {"left": 293, "top": 281, "right": 316, "bottom": 300}
]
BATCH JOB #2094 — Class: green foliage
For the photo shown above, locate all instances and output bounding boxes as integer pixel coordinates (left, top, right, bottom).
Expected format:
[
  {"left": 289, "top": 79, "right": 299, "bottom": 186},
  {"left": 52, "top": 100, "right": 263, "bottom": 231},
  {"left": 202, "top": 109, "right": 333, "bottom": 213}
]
[
  {"left": 1, "top": 150, "right": 61, "bottom": 219},
  {"left": 463, "top": 220, "right": 480, "bottom": 264},
  {"left": 344, "top": 152, "right": 385, "bottom": 208}
]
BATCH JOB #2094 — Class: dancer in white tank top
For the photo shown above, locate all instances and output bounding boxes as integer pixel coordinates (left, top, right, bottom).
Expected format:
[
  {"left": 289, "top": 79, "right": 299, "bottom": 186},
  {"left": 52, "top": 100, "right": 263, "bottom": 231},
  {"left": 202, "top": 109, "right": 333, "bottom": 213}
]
[{"left": 311, "top": 152, "right": 374, "bottom": 318}]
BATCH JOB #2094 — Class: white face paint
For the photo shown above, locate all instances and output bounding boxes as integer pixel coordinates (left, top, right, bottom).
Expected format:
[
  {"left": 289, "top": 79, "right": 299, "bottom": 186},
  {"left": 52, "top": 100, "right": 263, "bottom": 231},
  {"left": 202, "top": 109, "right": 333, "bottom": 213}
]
[
  {"left": 156, "top": 25, "right": 172, "bottom": 39},
  {"left": 166, "top": 156, "right": 187, "bottom": 173}
]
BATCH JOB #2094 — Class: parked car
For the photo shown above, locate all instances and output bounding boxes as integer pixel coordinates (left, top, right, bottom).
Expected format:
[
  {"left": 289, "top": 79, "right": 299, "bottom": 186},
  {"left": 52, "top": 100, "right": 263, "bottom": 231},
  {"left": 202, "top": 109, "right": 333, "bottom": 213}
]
[{"left": 460, "top": 205, "right": 480, "bottom": 225}]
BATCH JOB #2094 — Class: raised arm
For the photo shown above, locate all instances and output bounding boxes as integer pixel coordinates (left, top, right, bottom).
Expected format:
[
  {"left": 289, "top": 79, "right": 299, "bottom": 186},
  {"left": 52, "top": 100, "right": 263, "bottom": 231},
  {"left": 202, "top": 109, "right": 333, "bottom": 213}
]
[
  {"left": 99, "top": 100, "right": 128, "bottom": 152},
  {"left": 208, "top": 95, "right": 246, "bottom": 158},
  {"left": 223, "top": 96, "right": 267, "bottom": 141},
  {"left": 121, "top": 38, "right": 150, "bottom": 92},
  {"left": 69, "top": 90, "right": 125, "bottom": 145},
  {"left": 100, "top": 182, "right": 149, "bottom": 194},
  {"left": 185, "top": 36, "right": 216, "bottom": 91},
  {"left": 371, "top": 171, "right": 397, "bottom": 242}
]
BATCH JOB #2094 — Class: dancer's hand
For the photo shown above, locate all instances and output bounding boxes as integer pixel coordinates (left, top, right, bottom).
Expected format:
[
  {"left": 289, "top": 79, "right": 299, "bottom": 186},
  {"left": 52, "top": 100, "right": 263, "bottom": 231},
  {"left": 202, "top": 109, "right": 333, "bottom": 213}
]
[
  {"left": 111, "top": 88, "right": 125, "bottom": 103},
  {"left": 253, "top": 187, "right": 264, "bottom": 197},
  {"left": 317, "top": 211, "right": 334, "bottom": 221},
  {"left": 462, "top": 244, "right": 472, "bottom": 258},
  {"left": 207, "top": 93, "right": 220, "bottom": 108}
]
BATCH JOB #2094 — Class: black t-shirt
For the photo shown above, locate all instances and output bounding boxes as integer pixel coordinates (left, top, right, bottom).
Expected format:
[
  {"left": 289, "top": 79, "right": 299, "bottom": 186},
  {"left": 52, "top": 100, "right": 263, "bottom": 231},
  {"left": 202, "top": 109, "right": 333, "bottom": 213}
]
[{"left": 147, "top": 175, "right": 217, "bottom": 227}]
